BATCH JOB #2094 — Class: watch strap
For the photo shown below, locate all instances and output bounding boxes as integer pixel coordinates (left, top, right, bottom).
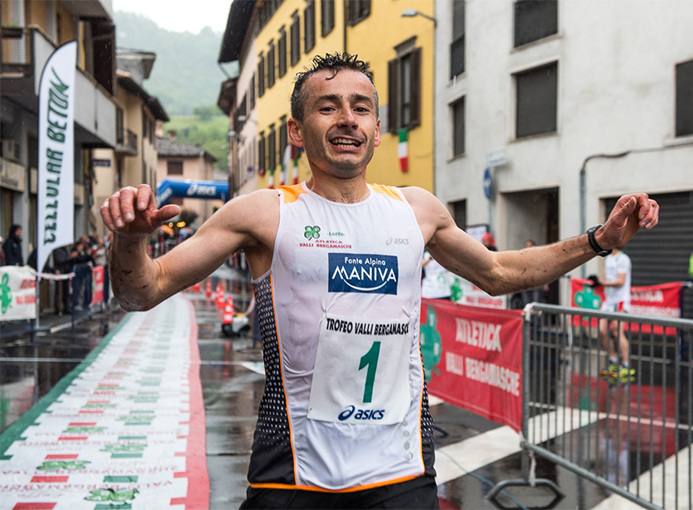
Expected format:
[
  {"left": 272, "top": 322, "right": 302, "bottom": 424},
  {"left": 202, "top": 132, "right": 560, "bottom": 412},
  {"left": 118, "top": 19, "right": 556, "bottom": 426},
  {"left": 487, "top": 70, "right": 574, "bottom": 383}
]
[{"left": 587, "top": 225, "right": 612, "bottom": 257}]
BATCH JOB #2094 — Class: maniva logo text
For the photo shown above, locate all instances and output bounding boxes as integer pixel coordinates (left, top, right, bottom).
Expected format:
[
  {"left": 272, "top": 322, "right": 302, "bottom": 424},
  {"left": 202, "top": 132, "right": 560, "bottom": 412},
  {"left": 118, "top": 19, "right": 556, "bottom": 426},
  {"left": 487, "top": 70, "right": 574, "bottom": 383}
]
[{"left": 328, "top": 253, "right": 398, "bottom": 294}]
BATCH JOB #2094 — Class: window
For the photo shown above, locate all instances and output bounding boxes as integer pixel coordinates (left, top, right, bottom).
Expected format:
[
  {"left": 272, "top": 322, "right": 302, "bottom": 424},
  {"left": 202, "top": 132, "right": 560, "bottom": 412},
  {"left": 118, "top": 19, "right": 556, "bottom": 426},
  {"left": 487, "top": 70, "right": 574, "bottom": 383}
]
[
  {"left": 676, "top": 60, "right": 693, "bottom": 137},
  {"left": 249, "top": 74, "right": 256, "bottom": 109},
  {"left": 116, "top": 107, "right": 124, "bottom": 144},
  {"left": 514, "top": 0, "right": 557, "bottom": 48},
  {"left": 258, "top": 0, "right": 282, "bottom": 29},
  {"left": 236, "top": 96, "right": 247, "bottom": 131},
  {"left": 304, "top": 0, "right": 316, "bottom": 53},
  {"left": 142, "top": 108, "right": 148, "bottom": 140},
  {"left": 258, "top": 53, "right": 265, "bottom": 97},
  {"left": 268, "top": 124, "right": 277, "bottom": 170},
  {"left": 279, "top": 116, "right": 288, "bottom": 157},
  {"left": 388, "top": 44, "right": 422, "bottom": 132},
  {"left": 451, "top": 200, "right": 467, "bottom": 229},
  {"left": 515, "top": 62, "right": 558, "bottom": 138},
  {"left": 347, "top": 0, "right": 371, "bottom": 25},
  {"left": 258, "top": 132, "right": 266, "bottom": 172},
  {"left": 450, "top": 0, "right": 465, "bottom": 79},
  {"left": 267, "top": 41, "right": 276, "bottom": 89},
  {"left": 452, "top": 97, "right": 465, "bottom": 157},
  {"left": 167, "top": 161, "right": 183, "bottom": 175},
  {"left": 278, "top": 28, "right": 287, "bottom": 78},
  {"left": 291, "top": 11, "right": 301, "bottom": 66},
  {"left": 321, "top": 0, "right": 335, "bottom": 36}
]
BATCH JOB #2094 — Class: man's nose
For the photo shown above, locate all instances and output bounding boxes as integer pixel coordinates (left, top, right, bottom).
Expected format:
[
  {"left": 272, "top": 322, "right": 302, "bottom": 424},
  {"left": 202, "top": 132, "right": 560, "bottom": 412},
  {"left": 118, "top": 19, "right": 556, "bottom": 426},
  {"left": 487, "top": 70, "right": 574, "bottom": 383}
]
[{"left": 337, "top": 107, "right": 357, "bottom": 127}]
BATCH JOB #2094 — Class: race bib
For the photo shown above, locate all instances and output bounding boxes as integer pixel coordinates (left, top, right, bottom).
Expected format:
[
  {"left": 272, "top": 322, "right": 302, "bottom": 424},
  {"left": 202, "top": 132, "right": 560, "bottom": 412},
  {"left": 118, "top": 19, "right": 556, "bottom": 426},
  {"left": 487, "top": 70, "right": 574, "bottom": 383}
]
[{"left": 307, "top": 314, "right": 412, "bottom": 425}]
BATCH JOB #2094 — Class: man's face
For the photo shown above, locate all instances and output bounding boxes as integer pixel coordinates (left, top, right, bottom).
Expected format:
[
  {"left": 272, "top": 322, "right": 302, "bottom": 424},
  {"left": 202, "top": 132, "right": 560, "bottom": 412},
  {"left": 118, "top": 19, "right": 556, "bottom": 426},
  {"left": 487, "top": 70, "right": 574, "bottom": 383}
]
[
  {"left": 15, "top": 228, "right": 21, "bottom": 239},
  {"left": 288, "top": 69, "right": 381, "bottom": 179}
]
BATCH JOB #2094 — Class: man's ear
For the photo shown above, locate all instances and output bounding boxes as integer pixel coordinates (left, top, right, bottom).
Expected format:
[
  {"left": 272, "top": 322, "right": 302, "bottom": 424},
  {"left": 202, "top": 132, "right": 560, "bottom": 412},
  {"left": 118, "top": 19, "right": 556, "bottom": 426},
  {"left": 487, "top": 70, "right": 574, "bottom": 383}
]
[
  {"left": 374, "top": 118, "right": 381, "bottom": 148},
  {"left": 288, "top": 118, "right": 304, "bottom": 147}
]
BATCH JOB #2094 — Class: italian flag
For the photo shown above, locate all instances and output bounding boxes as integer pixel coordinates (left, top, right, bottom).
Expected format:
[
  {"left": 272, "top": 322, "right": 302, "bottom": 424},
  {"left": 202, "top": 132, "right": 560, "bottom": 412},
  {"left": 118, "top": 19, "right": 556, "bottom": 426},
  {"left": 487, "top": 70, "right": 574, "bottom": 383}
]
[{"left": 398, "top": 129, "right": 408, "bottom": 172}]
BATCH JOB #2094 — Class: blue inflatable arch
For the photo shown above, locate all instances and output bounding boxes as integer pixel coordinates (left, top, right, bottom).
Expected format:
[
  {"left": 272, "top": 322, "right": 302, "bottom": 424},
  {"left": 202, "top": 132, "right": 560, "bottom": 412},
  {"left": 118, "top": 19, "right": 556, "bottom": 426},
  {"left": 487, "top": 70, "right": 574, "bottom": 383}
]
[{"left": 157, "top": 179, "right": 228, "bottom": 206}]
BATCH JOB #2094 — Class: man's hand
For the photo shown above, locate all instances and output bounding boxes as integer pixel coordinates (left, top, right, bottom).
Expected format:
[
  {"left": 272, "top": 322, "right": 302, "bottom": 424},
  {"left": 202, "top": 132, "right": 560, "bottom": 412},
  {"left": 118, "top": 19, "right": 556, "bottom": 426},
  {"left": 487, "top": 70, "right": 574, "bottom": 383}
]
[
  {"left": 100, "top": 185, "right": 181, "bottom": 239},
  {"left": 597, "top": 193, "right": 659, "bottom": 251}
]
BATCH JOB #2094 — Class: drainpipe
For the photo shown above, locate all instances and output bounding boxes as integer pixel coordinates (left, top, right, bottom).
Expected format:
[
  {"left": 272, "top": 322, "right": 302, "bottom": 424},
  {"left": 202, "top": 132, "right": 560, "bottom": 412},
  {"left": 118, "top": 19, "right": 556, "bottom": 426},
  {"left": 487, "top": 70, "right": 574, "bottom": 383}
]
[
  {"left": 578, "top": 151, "right": 631, "bottom": 276},
  {"left": 343, "top": 1, "right": 348, "bottom": 52}
]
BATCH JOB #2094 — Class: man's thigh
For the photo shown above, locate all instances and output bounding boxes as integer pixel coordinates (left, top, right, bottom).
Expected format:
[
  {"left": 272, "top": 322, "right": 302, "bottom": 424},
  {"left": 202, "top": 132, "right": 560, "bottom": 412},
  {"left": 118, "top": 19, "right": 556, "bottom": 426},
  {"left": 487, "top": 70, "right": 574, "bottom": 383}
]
[{"left": 240, "top": 476, "right": 439, "bottom": 510}]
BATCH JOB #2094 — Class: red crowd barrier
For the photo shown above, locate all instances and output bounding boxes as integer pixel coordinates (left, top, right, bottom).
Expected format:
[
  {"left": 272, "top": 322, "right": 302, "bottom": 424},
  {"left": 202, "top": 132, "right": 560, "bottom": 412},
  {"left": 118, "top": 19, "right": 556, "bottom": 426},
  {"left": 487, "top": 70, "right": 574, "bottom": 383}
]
[
  {"left": 420, "top": 298, "right": 524, "bottom": 432},
  {"left": 571, "top": 278, "right": 683, "bottom": 334}
]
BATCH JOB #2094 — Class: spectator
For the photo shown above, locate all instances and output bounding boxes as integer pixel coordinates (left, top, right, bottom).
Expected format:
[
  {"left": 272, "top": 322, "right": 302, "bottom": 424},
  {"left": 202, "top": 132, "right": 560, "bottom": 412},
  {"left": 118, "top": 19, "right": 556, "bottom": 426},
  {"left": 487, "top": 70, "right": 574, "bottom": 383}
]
[
  {"left": 482, "top": 232, "right": 498, "bottom": 251},
  {"left": 3, "top": 225, "right": 24, "bottom": 266},
  {"left": 92, "top": 234, "right": 109, "bottom": 306},
  {"left": 421, "top": 251, "right": 452, "bottom": 300},
  {"left": 598, "top": 247, "right": 634, "bottom": 379},
  {"left": 70, "top": 236, "right": 94, "bottom": 311},
  {"left": 52, "top": 244, "right": 73, "bottom": 315}
]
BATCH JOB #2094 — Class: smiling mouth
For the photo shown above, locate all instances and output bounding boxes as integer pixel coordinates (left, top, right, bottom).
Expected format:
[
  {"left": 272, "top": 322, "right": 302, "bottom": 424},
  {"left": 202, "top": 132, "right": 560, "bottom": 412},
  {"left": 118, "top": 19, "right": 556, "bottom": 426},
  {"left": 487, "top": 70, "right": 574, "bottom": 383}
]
[{"left": 330, "top": 137, "right": 363, "bottom": 148}]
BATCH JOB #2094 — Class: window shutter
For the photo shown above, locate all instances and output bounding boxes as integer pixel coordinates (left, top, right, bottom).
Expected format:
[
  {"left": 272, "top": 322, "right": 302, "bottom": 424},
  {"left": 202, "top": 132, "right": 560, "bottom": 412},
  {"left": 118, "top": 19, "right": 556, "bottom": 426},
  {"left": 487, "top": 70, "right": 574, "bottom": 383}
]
[
  {"left": 409, "top": 47, "right": 422, "bottom": 128},
  {"left": 388, "top": 58, "right": 398, "bottom": 133}
]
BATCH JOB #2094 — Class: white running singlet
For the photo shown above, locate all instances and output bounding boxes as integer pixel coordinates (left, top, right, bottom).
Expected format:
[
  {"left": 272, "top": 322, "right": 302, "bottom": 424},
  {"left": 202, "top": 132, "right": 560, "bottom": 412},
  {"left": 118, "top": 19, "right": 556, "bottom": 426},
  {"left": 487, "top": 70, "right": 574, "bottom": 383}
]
[{"left": 247, "top": 182, "right": 436, "bottom": 492}]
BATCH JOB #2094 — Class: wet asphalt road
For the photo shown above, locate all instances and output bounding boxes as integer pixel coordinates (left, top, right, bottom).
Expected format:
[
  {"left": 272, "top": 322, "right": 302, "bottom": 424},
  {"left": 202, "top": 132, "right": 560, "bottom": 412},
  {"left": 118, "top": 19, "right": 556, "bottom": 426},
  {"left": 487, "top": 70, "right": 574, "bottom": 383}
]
[{"left": 1, "top": 293, "right": 654, "bottom": 509}]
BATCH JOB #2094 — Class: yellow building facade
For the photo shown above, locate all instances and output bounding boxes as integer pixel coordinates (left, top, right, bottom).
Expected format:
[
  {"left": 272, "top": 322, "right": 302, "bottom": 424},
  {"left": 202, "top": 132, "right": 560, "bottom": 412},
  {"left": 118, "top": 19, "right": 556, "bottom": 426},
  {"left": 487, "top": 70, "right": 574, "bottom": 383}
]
[{"left": 254, "top": 0, "right": 434, "bottom": 192}]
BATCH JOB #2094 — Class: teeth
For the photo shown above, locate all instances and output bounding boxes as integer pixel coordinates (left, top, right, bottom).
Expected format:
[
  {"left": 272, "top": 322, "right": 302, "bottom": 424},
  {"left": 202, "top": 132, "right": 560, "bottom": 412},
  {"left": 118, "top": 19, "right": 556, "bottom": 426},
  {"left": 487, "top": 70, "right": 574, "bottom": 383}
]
[{"left": 332, "top": 138, "right": 359, "bottom": 147}]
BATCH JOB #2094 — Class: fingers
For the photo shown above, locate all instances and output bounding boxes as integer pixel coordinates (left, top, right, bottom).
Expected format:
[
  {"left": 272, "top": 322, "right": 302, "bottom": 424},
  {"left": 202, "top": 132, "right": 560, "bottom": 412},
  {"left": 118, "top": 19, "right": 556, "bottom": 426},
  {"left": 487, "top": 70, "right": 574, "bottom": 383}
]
[
  {"left": 137, "top": 184, "right": 154, "bottom": 211},
  {"left": 118, "top": 187, "right": 138, "bottom": 224},
  {"left": 99, "top": 186, "right": 149, "bottom": 232},
  {"left": 100, "top": 198, "right": 115, "bottom": 231},
  {"left": 640, "top": 199, "right": 659, "bottom": 229},
  {"left": 155, "top": 204, "right": 182, "bottom": 224}
]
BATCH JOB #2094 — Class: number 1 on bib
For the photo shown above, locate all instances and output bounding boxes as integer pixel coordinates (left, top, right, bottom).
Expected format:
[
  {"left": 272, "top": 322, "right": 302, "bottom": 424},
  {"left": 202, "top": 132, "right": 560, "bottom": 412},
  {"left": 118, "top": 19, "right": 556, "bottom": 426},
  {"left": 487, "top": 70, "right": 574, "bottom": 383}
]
[{"left": 359, "top": 341, "right": 381, "bottom": 403}]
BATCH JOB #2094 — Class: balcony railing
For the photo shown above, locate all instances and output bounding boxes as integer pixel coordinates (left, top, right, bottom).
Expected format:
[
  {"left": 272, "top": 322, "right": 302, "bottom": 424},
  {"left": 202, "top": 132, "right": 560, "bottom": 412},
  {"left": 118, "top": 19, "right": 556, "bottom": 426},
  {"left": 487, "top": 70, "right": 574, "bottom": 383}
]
[
  {"left": 1, "top": 27, "right": 32, "bottom": 76},
  {"left": 116, "top": 129, "right": 138, "bottom": 156}
]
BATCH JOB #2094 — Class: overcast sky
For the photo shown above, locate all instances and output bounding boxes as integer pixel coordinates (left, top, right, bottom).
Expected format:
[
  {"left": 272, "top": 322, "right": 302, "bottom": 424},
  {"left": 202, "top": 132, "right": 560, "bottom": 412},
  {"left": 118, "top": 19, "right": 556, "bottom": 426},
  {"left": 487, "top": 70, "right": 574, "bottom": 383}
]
[{"left": 112, "top": 0, "right": 231, "bottom": 34}]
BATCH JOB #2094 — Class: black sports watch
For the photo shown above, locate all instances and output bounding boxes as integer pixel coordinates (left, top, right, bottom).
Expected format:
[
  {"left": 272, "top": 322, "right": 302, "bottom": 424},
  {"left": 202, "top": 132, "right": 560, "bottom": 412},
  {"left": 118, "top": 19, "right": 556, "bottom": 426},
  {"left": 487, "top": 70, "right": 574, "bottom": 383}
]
[{"left": 586, "top": 224, "right": 612, "bottom": 257}]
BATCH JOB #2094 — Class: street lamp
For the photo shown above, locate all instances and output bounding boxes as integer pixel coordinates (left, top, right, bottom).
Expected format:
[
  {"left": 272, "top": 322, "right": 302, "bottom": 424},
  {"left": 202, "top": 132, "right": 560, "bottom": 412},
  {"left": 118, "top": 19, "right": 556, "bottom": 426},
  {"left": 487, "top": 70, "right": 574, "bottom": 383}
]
[{"left": 401, "top": 9, "right": 437, "bottom": 27}]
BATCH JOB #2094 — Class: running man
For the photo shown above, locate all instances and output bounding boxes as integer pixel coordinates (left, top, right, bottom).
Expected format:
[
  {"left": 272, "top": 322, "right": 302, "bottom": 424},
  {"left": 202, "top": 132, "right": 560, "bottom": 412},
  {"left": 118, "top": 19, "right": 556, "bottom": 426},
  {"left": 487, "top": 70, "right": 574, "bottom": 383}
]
[
  {"left": 101, "top": 53, "right": 659, "bottom": 509},
  {"left": 599, "top": 247, "right": 634, "bottom": 380}
]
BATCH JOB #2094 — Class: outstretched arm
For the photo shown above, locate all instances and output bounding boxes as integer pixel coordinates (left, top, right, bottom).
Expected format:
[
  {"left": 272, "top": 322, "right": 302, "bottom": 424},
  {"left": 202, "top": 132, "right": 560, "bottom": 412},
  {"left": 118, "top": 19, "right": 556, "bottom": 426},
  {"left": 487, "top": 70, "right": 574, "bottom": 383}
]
[
  {"left": 404, "top": 189, "right": 658, "bottom": 296},
  {"left": 100, "top": 184, "right": 277, "bottom": 311}
]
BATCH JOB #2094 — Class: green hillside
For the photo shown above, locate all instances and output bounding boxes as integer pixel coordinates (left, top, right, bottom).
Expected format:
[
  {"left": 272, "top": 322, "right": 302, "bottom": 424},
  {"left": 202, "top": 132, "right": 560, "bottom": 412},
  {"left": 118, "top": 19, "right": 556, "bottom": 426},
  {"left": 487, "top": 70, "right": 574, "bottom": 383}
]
[
  {"left": 114, "top": 11, "right": 232, "bottom": 171},
  {"left": 164, "top": 113, "right": 230, "bottom": 172},
  {"left": 114, "top": 11, "right": 226, "bottom": 116}
]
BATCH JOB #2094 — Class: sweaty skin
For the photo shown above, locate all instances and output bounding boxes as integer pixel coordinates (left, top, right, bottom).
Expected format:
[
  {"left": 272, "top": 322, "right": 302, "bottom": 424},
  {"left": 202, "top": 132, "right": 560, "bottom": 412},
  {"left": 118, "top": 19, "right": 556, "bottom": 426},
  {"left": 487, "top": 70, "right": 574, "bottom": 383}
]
[{"left": 101, "top": 69, "right": 659, "bottom": 312}]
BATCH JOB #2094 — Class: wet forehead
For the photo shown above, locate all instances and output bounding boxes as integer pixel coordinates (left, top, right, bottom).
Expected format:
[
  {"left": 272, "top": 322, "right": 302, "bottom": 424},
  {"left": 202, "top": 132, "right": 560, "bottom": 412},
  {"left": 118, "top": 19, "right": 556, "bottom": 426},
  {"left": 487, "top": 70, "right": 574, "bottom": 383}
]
[{"left": 305, "top": 69, "right": 377, "bottom": 105}]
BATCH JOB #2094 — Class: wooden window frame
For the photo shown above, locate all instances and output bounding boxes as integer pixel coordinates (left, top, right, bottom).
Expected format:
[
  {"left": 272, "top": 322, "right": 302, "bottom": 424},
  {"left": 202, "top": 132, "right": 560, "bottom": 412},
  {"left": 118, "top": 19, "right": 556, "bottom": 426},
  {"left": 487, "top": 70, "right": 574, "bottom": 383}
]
[
  {"left": 346, "top": 0, "right": 371, "bottom": 26},
  {"left": 387, "top": 44, "right": 422, "bottom": 133},
  {"left": 321, "top": 0, "right": 335, "bottom": 37},
  {"left": 258, "top": 53, "right": 265, "bottom": 97},
  {"left": 267, "top": 41, "right": 276, "bottom": 89},
  {"left": 290, "top": 11, "right": 301, "bottom": 66},
  {"left": 304, "top": 0, "right": 316, "bottom": 54}
]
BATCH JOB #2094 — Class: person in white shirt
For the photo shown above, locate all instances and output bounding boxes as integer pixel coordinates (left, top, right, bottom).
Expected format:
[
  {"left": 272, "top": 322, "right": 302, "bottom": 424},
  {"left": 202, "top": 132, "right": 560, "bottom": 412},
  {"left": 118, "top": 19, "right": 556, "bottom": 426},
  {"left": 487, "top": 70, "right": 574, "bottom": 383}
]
[
  {"left": 598, "top": 247, "right": 634, "bottom": 379},
  {"left": 421, "top": 251, "right": 452, "bottom": 300}
]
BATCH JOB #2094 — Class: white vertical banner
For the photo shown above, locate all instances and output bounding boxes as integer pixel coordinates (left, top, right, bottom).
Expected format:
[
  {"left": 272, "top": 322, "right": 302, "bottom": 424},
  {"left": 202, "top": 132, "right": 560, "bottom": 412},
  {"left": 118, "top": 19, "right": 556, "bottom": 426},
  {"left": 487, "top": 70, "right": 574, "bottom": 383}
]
[{"left": 37, "top": 41, "right": 77, "bottom": 273}]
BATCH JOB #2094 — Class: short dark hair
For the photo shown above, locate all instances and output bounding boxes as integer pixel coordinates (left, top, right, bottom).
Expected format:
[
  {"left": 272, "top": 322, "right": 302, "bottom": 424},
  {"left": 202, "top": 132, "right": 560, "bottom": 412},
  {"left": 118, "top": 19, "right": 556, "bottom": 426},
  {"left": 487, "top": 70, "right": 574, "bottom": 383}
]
[{"left": 290, "top": 52, "right": 379, "bottom": 122}]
